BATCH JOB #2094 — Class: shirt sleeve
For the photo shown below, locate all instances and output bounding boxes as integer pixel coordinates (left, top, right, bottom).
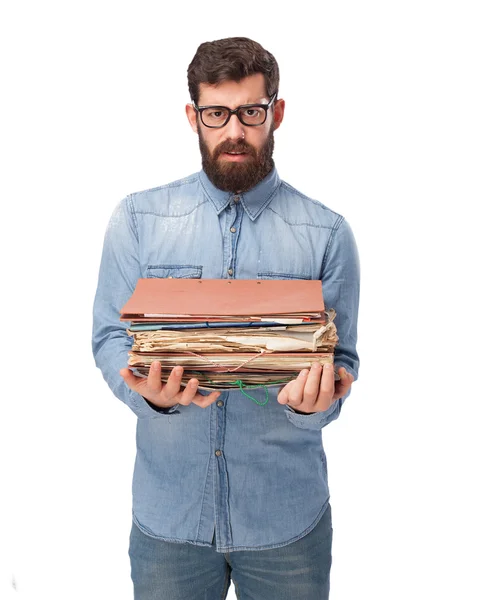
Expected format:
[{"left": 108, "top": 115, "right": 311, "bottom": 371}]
[
  {"left": 91, "top": 196, "right": 172, "bottom": 419},
  {"left": 284, "top": 216, "right": 360, "bottom": 431}
]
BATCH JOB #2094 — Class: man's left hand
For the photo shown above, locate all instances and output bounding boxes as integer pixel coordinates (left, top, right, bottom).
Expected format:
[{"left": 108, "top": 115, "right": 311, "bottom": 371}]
[{"left": 277, "top": 363, "right": 354, "bottom": 414}]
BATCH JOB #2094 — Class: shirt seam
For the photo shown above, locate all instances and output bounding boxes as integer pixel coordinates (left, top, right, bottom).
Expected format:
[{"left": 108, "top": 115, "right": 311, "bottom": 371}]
[
  {"left": 126, "top": 195, "right": 139, "bottom": 239},
  {"left": 244, "top": 179, "right": 281, "bottom": 221},
  {"left": 133, "top": 497, "right": 330, "bottom": 552},
  {"left": 321, "top": 214, "right": 344, "bottom": 274},
  {"left": 134, "top": 200, "right": 209, "bottom": 218},
  {"left": 280, "top": 181, "right": 342, "bottom": 216},
  {"left": 265, "top": 205, "right": 336, "bottom": 229}
]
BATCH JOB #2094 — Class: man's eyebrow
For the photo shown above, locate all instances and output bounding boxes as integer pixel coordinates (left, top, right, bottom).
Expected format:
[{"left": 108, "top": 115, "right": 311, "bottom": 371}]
[{"left": 199, "top": 98, "right": 267, "bottom": 107}]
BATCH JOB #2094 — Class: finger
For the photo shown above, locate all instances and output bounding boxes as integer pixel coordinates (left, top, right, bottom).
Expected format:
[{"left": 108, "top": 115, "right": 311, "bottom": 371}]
[
  {"left": 277, "top": 380, "right": 295, "bottom": 405},
  {"left": 192, "top": 391, "right": 222, "bottom": 409},
  {"left": 313, "top": 362, "right": 335, "bottom": 411},
  {"left": 338, "top": 367, "right": 353, "bottom": 382},
  {"left": 301, "top": 362, "right": 323, "bottom": 411},
  {"left": 162, "top": 366, "right": 184, "bottom": 400},
  {"left": 333, "top": 368, "right": 354, "bottom": 401},
  {"left": 283, "top": 369, "right": 309, "bottom": 408},
  {"left": 147, "top": 361, "right": 163, "bottom": 393},
  {"left": 177, "top": 378, "right": 200, "bottom": 406},
  {"left": 120, "top": 367, "right": 143, "bottom": 392}
]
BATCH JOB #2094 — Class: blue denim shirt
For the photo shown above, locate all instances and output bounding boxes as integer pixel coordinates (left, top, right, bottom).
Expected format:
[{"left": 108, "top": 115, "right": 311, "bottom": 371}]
[{"left": 92, "top": 167, "right": 360, "bottom": 552}]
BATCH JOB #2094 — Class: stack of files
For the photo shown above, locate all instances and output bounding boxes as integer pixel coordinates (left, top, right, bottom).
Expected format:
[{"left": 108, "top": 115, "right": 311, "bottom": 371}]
[{"left": 120, "top": 279, "right": 339, "bottom": 390}]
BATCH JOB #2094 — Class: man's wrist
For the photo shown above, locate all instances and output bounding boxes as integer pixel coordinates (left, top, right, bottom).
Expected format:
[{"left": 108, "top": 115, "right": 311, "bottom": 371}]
[
  {"left": 143, "top": 397, "right": 178, "bottom": 414},
  {"left": 288, "top": 407, "right": 315, "bottom": 415}
]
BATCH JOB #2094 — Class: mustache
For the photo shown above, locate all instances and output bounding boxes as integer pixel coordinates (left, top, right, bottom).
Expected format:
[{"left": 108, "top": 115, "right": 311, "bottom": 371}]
[{"left": 213, "top": 139, "right": 256, "bottom": 159}]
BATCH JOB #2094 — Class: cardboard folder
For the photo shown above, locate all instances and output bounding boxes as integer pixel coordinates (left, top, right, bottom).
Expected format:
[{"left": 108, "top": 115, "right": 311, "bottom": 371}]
[{"left": 120, "top": 278, "right": 325, "bottom": 321}]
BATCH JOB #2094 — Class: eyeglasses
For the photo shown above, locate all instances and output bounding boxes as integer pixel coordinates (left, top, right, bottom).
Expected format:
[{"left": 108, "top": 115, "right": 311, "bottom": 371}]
[{"left": 194, "top": 93, "right": 277, "bottom": 128}]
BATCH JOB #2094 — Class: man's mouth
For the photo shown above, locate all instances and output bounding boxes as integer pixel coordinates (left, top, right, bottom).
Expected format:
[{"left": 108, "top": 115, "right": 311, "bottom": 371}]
[{"left": 220, "top": 151, "right": 250, "bottom": 162}]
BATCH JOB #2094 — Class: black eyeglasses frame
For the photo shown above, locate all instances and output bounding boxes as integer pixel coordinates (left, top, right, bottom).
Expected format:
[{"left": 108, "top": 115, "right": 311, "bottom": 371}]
[{"left": 193, "top": 92, "right": 277, "bottom": 129}]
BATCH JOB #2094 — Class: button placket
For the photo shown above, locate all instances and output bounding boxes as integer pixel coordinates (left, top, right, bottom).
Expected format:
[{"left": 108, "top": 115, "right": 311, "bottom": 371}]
[{"left": 225, "top": 199, "right": 243, "bottom": 279}]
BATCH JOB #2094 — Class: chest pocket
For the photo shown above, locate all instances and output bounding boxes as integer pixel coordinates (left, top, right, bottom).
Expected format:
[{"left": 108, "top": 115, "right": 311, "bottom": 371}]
[
  {"left": 257, "top": 271, "right": 311, "bottom": 280},
  {"left": 146, "top": 265, "right": 203, "bottom": 279}
]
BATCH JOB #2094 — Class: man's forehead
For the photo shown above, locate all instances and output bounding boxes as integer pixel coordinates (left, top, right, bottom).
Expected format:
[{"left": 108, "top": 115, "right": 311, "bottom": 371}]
[{"left": 197, "top": 73, "right": 268, "bottom": 106}]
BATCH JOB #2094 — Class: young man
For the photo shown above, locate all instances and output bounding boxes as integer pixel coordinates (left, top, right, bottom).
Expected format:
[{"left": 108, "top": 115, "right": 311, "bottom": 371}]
[{"left": 93, "top": 37, "right": 360, "bottom": 600}]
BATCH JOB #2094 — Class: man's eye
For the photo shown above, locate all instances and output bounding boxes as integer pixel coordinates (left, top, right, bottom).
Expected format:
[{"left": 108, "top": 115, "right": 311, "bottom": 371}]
[
  {"left": 244, "top": 109, "right": 260, "bottom": 117},
  {"left": 205, "top": 109, "right": 227, "bottom": 119}
]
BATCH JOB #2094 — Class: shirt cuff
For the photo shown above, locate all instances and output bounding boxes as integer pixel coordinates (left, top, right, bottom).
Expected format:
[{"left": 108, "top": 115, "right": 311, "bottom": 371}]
[
  {"left": 284, "top": 400, "right": 340, "bottom": 430},
  {"left": 144, "top": 397, "right": 180, "bottom": 414},
  {"left": 126, "top": 388, "right": 180, "bottom": 417}
]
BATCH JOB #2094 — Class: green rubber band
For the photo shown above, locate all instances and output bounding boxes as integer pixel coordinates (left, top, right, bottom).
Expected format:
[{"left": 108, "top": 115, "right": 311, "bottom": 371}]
[
  {"left": 190, "top": 372, "right": 291, "bottom": 407},
  {"left": 233, "top": 380, "right": 270, "bottom": 406}
]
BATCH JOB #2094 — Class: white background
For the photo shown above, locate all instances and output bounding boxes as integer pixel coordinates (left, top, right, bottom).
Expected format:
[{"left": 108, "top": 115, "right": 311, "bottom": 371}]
[{"left": 1, "top": 1, "right": 478, "bottom": 599}]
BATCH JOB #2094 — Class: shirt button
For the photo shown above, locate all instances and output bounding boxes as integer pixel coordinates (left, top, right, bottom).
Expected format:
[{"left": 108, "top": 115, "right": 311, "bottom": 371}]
[
  {"left": 233, "top": 195, "right": 240, "bottom": 203},
  {"left": 215, "top": 450, "right": 222, "bottom": 457},
  {"left": 228, "top": 268, "right": 233, "bottom": 276},
  {"left": 217, "top": 400, "right": 224, "bottom": 407},
  {"left": 230, "top": 227, "right": 236, "bottom": 233}
]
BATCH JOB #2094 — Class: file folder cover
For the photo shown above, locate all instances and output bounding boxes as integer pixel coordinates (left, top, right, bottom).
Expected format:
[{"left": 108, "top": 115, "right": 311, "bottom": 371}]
[{"left": 120, "top": 278, "right": 325, "bottom": 320}]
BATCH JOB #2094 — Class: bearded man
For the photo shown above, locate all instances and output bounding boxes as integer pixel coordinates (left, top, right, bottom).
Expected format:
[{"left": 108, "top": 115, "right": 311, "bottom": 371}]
[{"left": 92, "top": 36, "right": 360, "bottom": 600}]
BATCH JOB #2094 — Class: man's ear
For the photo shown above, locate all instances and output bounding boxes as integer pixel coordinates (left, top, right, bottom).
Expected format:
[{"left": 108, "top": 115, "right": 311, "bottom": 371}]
[
  {"left": 272, "top": 98, "right": 285, "bottom": 131},
  {"left": 185, "top": 104, "right": 198, "bottom": 133}
]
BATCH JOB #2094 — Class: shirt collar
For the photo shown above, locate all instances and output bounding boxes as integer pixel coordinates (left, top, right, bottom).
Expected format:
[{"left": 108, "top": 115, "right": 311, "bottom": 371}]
[{"left": 199, "top": 166, "right": 281, "bottom": 221}]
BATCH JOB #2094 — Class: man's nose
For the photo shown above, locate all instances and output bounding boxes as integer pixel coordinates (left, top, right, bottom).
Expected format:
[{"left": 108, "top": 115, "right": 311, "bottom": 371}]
[{"left": 223, "top": 113, "right": 246, "bottom": 140}]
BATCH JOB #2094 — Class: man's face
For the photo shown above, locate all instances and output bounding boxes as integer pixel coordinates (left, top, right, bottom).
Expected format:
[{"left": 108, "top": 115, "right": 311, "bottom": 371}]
[{"left": 186, "top": 73, "right": 285, "bottom": 193}]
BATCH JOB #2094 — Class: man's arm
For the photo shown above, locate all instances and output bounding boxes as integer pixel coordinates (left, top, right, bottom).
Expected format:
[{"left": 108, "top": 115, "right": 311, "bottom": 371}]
[
  {"left": 278, "top": 216, "right": 360, "bottom": 429},
  {"left": 92, "top": 196, "right": 161, "bottom": 418},
  {"left": 92, "top": 196, "right": 220, "bottom": 417}
]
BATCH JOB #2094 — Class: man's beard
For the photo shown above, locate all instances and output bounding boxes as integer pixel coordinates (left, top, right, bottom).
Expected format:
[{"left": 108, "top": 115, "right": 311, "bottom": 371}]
[{"left": 198, "top": 125, "right": 275, "bottom": 193}]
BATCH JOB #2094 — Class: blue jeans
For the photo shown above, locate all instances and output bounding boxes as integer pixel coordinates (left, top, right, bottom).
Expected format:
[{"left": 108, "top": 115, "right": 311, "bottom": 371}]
[{"left": 129, "top": 503, "right": 332, "bottom": 600}]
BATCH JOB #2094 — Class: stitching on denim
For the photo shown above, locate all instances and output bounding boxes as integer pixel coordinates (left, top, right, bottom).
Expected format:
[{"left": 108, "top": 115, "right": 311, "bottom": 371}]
[
  {"left": 220, "top": 566, "right": 231, "bottom": 600},
  {"left": 195, "top": 435, "right": 214, "bottom": 544},
  {"left": 257, "top": 272, "right": 311, "bottom": 280},
  {"left": 230, "top": 574, "right": 240, "bottom": 600},
  {"left": 214, "top": 497, "right": 330, "bottom": 552},
  {"left": 243, "top": 179, "right": 281, "bottom": 221},
  {"left": 320, "top": 215, "right": 344, "bottom": 274},
  {"left": 280, "top": 181, "right": 342, "bottom": 215},
  {"left": 265, "top": 205, "right": 335, "bottom": 229},
  {"left": 127, "top": 195, "right": 139, "bottom": 240},
  {"left": 146, "top": 264, "right": 202, "bottom": 271},
  {"left": 135, "top": 199, "right": 209, "bottom": 218},
  {"left": 132, "top": 514, "right": 214, "bottom": 547},
  {"left": 199, "top": 174, "right": 229, "bottom": 214}
]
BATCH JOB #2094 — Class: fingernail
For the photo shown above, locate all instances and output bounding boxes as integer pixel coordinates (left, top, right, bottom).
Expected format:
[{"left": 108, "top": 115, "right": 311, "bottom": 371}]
[
  {"left": 174, "top": 367, "right": 182, "bottom": 375},
  {"left": 300, "top": 369, "right": 309, "bottom": 377},
  {"left": 312, "top": 362, "right": 321, "bottom": 370},
  {"left": 324, "top": 363, "right": 332, "bottom": 370}
]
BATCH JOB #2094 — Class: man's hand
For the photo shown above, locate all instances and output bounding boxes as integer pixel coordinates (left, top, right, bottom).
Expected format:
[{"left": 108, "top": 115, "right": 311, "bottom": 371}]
[
  {"left": 120, "top": 361, "right": 221, "bottom": 409},
  {"left": 277, "top": 363, "right": 354, "bottom": 414}
]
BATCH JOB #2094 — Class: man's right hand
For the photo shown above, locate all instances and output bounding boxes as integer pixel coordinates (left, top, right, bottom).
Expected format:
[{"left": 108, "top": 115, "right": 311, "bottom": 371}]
[{"left": 120, "top": 361, "right": 221, "bottom": 409}]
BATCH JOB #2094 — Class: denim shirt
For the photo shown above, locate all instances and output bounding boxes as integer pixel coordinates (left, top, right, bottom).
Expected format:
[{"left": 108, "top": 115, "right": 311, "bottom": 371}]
[{"left": 92, "top": 166, "right": 360, "bottom": 552}]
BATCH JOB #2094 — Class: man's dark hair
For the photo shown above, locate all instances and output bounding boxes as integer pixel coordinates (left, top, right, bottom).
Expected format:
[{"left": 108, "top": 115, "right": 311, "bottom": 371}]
[{"left": 187, "top": 37, "right": 279, "bottom": 104}]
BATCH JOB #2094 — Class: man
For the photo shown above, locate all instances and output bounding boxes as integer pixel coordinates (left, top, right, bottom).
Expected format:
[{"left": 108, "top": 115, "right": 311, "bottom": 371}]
[{"left": 93, "top": 37, "right": 359, "bottom": 600}]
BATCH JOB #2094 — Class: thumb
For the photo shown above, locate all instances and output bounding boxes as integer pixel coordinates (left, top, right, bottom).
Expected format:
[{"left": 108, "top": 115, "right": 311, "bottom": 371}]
[{"left": 120, "top": 367, "right": 140, "bottom": 391}]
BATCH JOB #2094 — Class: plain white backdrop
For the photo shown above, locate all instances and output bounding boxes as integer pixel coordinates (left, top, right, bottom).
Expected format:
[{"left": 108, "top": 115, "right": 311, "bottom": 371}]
[{"left": 1, "top": 1, "right": 478, "bottom": 599}]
